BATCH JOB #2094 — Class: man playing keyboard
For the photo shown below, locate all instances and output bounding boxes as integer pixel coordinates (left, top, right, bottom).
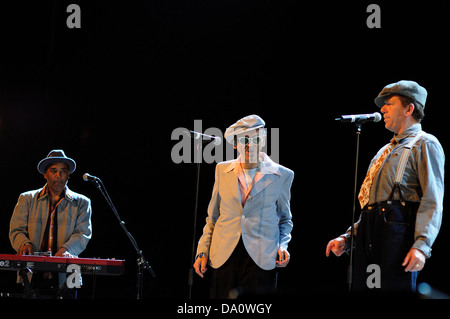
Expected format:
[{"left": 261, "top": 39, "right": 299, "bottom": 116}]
[{"left": 9, "top": 149, "right": 92, "bottom": 298}]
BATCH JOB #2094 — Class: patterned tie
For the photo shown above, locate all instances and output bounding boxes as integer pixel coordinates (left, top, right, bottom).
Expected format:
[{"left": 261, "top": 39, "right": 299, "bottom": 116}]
[{"left": 358, "top": 138, "right": 396, "bottom": 208}]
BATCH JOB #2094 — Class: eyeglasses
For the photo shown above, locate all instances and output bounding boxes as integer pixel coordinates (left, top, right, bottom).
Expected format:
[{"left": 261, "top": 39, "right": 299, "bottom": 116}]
[{"left": 238, "top": 136, "right": 262, "bottom": 146}]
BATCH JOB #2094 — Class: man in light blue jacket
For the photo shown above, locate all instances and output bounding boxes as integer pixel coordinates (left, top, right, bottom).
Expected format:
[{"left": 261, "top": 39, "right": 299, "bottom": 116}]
[{"left": 194, "top": 115, "right": 294, "bottom": 298}]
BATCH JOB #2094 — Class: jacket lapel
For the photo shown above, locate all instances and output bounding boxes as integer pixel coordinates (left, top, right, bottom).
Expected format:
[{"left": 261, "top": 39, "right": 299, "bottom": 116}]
[
  {"left": 223, "top": 161, "right": 243, "bottom": 207},
  {"left": 222, "top": 153, "right": 281, "bottom": 206},
  {"left": 248, "top": 173, "right": 279, "bottom": 199},
  {"left": 248, "top": 153, "right": 281, "bottom": 198}
]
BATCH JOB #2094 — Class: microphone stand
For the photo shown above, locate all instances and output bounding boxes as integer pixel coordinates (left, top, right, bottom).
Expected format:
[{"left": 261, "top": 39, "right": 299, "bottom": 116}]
[
  {"left": 188, "top": 142, "right": 201, "bottom": 299},
  {"left": 335, "top": 115, "right": 381, "bottom": 292},
  {"left": 347, "top": 123, "right": 361, "bottom": 292},
  {"left": 92, "top": 177, "right": 156, "bottom": 299},
  {"left": 185, "top": 134, "right": 220, "bottom": 298},
  {"left": 347, "top": 122, "right": 367, "bottom": 292}
]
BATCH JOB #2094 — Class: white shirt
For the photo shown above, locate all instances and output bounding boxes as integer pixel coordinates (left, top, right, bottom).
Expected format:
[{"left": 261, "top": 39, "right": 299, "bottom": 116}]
[{"left": 242, "top": 167, "right": 258, "bottom": 189}]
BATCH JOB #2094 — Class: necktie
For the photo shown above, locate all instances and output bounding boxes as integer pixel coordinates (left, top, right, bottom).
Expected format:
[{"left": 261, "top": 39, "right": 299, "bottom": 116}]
[
  {"left": 358, "top": 138, "right": 396, "bottom": 208},
  {"left": 48, "top": 197, "right": 63, "bottom": 255}
]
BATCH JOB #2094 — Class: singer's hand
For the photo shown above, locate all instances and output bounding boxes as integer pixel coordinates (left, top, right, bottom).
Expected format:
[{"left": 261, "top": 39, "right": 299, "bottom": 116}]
[
  {"left": 402, "top": 248, "right": 426, "bottom": 272},
  {"left": 326, "top": 237, "right": 348, "bottom": 257},
  {"left": 276, "top": 247, "right": 290, "bottom": 267},
  {"left": 193, "top": 253, "right": 208, "bottom": 278}
]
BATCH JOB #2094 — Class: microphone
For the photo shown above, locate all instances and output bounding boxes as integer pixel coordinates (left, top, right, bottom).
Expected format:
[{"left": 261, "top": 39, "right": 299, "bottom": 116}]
[
  {"left": 83, "top": 173, "right": 100, "bottom": 182},
  {"left": 335, "top": 112, "right": 382, "bottom": 124},
  {"left": 184, "top": 130, "right": 222, "bottom": 145}
]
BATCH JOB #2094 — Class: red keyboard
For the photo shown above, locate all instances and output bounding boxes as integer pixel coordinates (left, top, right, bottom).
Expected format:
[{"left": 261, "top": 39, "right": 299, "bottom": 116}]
[{"left": 0, "top": 254, "right": 124, "bottom": 276}]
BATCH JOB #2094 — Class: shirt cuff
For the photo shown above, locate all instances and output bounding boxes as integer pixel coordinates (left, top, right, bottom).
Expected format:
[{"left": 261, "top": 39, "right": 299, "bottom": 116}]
[{"left": 412, "top": 239, "right": 432, "bottom": 258}]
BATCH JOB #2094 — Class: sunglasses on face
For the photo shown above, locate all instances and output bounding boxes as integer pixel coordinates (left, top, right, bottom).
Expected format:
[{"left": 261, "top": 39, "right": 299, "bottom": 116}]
[{"left": 238, "top": 136, "right": 262, "bottom": 146}]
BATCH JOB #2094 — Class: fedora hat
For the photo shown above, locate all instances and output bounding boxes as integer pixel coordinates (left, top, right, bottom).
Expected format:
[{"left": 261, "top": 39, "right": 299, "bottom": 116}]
[{"left": 37, "top": 149, "right": 76, "bottom": 175}]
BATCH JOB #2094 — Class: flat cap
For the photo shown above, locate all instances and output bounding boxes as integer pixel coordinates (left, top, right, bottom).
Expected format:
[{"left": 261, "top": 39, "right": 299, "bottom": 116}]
[
  {"left": 374, "top": 80, "right": 427, "bottom": 108},
  {"left": 224, "top": 114, "right": 265, "bottom": 144}
]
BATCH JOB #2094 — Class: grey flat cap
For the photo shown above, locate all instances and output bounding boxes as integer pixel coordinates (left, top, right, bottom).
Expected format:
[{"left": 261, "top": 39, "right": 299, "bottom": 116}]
[
  {"left": 224, "top": 114, "right": 265, "bottom": 144},
  {"left": 374, "top": 80, "right": 427, "bottom": 108}
]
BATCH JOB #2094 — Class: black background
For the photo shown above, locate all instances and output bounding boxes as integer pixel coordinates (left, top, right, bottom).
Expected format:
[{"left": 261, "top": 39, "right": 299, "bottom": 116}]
[{"left": 0, "top": 0, "right": 449, "bottom": 301}]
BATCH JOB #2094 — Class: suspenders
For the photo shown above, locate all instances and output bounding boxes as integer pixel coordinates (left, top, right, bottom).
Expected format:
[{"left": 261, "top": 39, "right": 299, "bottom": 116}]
[{"left": 387, "top": 131, "right": 426, "bottom": 205}]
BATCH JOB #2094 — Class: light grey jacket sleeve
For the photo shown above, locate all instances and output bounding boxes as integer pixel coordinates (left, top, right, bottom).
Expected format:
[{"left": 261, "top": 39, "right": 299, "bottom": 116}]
[
  {"left": 9, "top": 193, "right": 34, "bottom": 252},
  {"left": 277, "top": 169, "right": 294, "bottom": 249},
  {"left": 196, "top": 165, "right": 221, "bottom": 257}
]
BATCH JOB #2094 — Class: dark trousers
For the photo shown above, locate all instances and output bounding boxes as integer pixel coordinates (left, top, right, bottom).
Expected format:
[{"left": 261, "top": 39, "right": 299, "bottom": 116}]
[
  {"left": 210, "top": 238, "right": 278, "bottom": 299},
  {"left": 25, "top": 272, "right": 77, "bottom": 299},
  {"left": 353, "top": 200, "right": 419, "bottom": 294}
]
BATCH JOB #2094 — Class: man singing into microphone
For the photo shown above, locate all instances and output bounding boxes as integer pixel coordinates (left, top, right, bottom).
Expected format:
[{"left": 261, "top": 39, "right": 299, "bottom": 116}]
[
  {"left": 9, "top": 149, "right": 92, "bottom": 298},
  {"left": 193, "top": 115, "right": 294, "bottom": 298},
  {"left": 326, "top": 80, "right": 445, "bottom": 293}
]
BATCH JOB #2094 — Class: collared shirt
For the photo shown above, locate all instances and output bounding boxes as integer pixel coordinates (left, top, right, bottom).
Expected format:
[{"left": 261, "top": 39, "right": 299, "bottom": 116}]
[
  {"left": 225, "top": 153, "right": 281, "bottom": 206},
  {"left": 346, "top": 124, "right": 445, "bottom": 258}
]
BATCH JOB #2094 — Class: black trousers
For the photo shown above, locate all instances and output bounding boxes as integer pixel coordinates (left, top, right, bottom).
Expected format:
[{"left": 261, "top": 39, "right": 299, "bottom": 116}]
[
  {"left": 26, "top": 272, "right": 77, "bottom": 299},
  {"left": 353, "top": 200, "right": 419, "bottom": 294},
  {"left": 210, "top": 238, "right": 278, "bottom": 299}
]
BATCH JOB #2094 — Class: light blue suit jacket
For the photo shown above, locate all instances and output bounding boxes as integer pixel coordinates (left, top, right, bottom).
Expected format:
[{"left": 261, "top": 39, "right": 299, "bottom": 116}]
[{"left": 196, "top": 153, "right": 294, "bottom": 270}]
